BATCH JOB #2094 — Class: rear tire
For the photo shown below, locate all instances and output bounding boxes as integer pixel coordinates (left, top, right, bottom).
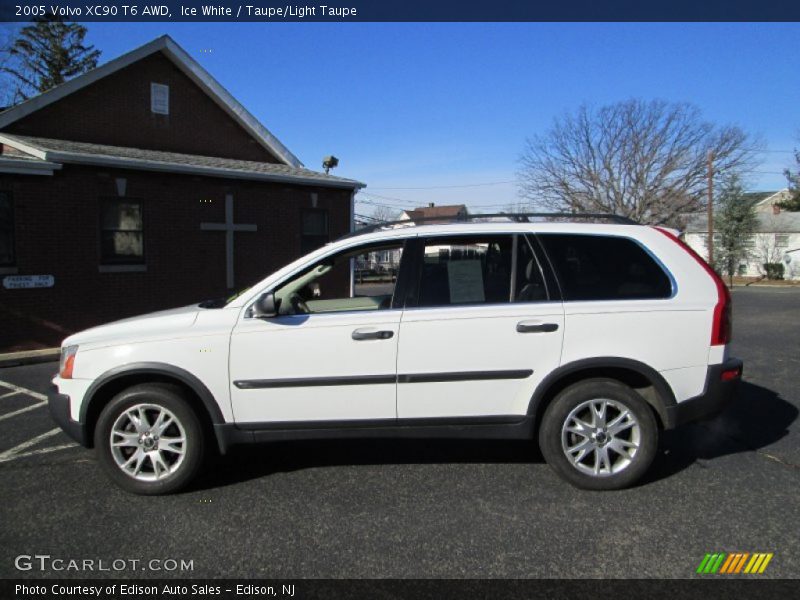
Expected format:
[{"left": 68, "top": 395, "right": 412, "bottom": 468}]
[
  {"left": 539, "top": 378, "right": 658, "bottom": 490},
  {"left": 94, "top": 383, "right": 205, "bottom": 495}
]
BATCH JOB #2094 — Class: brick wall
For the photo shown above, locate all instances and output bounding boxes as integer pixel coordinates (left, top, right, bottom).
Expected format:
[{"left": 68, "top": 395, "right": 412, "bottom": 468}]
[
  {"left": 0, "top": 166, "right": 352, "bottom": 351},
  {"left": 4, "top": 53, "right": 281, "bottom": 163}
]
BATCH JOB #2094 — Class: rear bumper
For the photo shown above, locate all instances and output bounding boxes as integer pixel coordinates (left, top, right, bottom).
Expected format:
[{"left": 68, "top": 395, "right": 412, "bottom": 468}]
[
  {"left": 48, "top": 386, "right": 90, "bottom": 447},
  {"left": 666, "top": 358, "right": 743, "bottom": 428}
]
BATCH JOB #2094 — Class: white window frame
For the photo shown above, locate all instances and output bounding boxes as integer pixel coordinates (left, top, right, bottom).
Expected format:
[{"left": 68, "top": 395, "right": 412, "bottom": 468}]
[{"left": 150, "top": 83, "right": 169, "bottom": 115}]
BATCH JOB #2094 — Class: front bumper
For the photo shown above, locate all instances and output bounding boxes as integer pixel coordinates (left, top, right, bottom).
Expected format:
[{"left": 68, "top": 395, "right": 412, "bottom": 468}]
[
  {"left": 47, "top": 386, "right": 90, "bottom": 447},
  {"left": 666, "top": 358, "right": 743, "bottom": 428}
]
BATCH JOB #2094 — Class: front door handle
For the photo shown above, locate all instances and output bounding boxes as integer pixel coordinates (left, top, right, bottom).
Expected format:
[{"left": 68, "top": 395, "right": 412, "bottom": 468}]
[
  {"left": 516, "top": 321, "right": 559, "bottom": 333},
  {"left": 352, "top": 329, "right": 394, "bottom": 341}
]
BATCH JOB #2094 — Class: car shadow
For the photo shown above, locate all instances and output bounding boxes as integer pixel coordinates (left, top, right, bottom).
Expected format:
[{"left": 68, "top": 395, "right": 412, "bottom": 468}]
[
  {"left": 190, "top": 380, "right": 797, "bottom": 492},
  {"left": 192, "top": 437, "right": 542, "bottom": 491},
  {"left": 641, "top": 380, "right": 798, "bottom": 485}
]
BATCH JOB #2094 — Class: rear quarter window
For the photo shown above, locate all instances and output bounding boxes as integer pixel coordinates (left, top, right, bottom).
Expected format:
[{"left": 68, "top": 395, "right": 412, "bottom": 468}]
[{"left": 538, "top": 234, "right": 673, "bottom": 301}]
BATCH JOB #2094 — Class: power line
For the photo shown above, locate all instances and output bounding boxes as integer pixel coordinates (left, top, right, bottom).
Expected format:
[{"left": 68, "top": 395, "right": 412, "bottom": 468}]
[{"left": 370, "top": 180, "right": 515, "bottom": 191}]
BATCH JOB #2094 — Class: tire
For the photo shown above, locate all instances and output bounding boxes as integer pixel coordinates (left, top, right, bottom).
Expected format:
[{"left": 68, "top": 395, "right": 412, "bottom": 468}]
[
  {"left": 538, "top": 378, "right": 658, "bottom": 490},
  {"left": 94, "top": 383, "right": 206, "bottom": 495}
]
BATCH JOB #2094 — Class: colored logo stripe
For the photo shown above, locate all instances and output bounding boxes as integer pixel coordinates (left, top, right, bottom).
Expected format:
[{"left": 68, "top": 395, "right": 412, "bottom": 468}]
[{"left": 697, "top": 552, "right": 773, "bottom": 574}]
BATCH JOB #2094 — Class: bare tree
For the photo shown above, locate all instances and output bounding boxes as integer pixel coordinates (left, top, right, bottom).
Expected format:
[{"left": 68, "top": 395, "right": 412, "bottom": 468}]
[
  {"left": 518, "top": 99, "right": 760, "bottom": 225},
  {"left": 371, "top": 205, "right": 401, "bottom": 223},
  {"left": 755, "top": 216, "right": 785, "bottom": 278}
]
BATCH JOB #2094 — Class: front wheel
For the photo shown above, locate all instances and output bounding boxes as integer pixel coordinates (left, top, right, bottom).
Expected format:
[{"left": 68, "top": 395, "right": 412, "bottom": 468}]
[
  {"left": 539, "top": 378, "right": 658, "bottom": 490},
  {"left": 94, "top": 384, "right": 205, "bottom": 495}
]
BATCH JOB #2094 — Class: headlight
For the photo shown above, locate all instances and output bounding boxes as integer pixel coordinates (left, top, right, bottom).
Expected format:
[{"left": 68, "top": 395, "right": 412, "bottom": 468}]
[{"left": 59, "top": 345, "right": 79, "bottom": 379}]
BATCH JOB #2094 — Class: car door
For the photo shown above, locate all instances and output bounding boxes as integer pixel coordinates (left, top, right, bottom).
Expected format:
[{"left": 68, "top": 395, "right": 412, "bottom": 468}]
[
  {"left": 229, "top": 239, "right": 409, "bottom": 424},
  {"left": 396, "top": 233, "right": 564, "bottom": 419}
]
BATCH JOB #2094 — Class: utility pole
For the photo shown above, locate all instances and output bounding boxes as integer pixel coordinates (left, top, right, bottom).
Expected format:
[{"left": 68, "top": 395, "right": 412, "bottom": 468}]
[{"left": 707, "top": 150, "right": 714, "bottom": 265}]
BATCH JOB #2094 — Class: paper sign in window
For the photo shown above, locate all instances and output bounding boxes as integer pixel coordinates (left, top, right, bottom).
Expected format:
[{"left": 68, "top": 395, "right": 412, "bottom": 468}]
[{"left": 447, "top": 260, "right": 485, "bottom": 303}]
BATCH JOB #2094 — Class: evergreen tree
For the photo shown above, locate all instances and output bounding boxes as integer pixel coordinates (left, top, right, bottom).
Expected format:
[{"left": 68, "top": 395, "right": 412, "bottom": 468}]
[
  {"left": 1, "top": 15, "right": 100, "bottom": 103},
  {"left": 715, "top": 175, "right": 759, "bottom": 283}
]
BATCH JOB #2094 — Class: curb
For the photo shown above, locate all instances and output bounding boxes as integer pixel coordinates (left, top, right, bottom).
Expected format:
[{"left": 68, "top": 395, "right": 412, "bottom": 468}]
[{"left": 0, "top": 348, "right": 59, "bottom": 368}]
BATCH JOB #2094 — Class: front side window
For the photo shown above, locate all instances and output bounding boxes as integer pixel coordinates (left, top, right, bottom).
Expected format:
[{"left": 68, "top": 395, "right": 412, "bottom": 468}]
[
  {"left": 100, "top": 199, "right": 144, "bottom": 264},
  {"left": 273, "top": 241, "right": 404, "bottom": 315},
  {"left": 538, "top": 234, "right": 672, "bottom": 301},
  {"left": 301, "top": 209, "right": 329, "bottom": 254},
  {"left": 0, "top": 191, "right": 14, "bottom": 266},
  {"left": 416, "top": 235, "right": 547, "bottom": 307}
]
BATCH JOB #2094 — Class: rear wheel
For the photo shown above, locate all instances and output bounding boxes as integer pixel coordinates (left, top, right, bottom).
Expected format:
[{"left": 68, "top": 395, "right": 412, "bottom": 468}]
[
  {"left": 539, "top": 378, "right": 658, "bottom": 490},
  {"left": 94, "top": 384, "right": 205, "bottom": 495}
]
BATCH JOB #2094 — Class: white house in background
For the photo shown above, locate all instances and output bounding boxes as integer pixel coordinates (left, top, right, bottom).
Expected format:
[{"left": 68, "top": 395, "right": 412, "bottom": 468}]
[
  {"left": 400, "top": 203, "right": 469, "bottom": 224},
  {"left": 683, "top": 190, "right": 800, "bottom": 280},
  {"left": 356, "top": 203, "right": 470, "bottom": 273},
  {"left": 752, "top": 189, "right": 792, "bottom": 213}
]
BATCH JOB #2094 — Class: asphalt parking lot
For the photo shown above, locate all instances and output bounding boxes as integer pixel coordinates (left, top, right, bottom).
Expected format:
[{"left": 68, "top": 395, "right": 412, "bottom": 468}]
[{"left": 0, "top": 287, "right": 798, "bottom": 579}]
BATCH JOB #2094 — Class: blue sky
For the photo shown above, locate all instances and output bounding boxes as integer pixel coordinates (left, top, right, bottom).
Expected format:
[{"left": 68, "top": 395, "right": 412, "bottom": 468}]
[{"left": 80, "top": 22, "right": 798, "bottom": 216}]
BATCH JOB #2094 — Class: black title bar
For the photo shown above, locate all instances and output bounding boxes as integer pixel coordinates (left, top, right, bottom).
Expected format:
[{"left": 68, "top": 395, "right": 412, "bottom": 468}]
[{"left": 1, "top": 0, "right": 800, "bottom": 22}]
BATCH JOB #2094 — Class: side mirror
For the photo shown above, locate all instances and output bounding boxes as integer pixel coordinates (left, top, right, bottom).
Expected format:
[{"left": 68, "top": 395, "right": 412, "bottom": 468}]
[{"left": 250, "top": 292, "right": 280, "bottom": 318}]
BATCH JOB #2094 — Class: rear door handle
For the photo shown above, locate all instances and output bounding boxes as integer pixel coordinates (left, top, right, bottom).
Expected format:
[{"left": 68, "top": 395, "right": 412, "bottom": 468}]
[
  {"left": 352, "top": 329, "right": 394, "bottom": 341},
  {"left": 516, "top": 321, "right": 559, "bottom": 333}
]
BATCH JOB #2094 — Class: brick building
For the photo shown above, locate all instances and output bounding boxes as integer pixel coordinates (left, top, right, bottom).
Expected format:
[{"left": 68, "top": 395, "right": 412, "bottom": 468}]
[{"left": 0, "top": 36, "right": 363, "bottom": 352}]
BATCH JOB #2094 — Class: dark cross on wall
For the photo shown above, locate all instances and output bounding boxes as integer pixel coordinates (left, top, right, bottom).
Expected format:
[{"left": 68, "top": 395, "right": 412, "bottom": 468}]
[{"left": 200, "top": 194, "right": 257, "bottom": 289}]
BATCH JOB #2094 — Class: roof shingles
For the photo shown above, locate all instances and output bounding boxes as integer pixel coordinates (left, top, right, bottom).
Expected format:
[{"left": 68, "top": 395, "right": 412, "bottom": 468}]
[{"left": 0, "top": 134, "right": 363, "bottom": 189}]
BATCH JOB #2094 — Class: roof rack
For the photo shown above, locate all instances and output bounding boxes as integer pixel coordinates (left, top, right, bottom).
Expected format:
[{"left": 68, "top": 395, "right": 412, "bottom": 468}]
[{"left": 342, "top": 212, "right": 638, "bottom": 240}]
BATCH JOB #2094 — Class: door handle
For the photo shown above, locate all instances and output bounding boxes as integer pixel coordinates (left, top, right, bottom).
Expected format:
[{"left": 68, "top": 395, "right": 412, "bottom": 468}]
[
  {"left": 352, "top": 329, "right": 394, "bottom": 341},
  {"left": 516, "top": 321, "right": 559, "bottom": 333}
]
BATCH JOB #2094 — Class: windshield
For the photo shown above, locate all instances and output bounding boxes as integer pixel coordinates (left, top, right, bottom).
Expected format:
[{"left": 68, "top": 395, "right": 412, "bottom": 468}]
[{"left": 198, "top": 286, "right": 252, "bottom": 309}]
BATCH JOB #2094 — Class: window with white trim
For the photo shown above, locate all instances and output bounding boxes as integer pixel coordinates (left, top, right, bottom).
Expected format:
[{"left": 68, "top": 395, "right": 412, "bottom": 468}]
[
  {"left": 150, "top": 83, "right": 169, "bottom": 115},
  {"left": 100, "top": 199, "right": 144, "bottom": 265}
]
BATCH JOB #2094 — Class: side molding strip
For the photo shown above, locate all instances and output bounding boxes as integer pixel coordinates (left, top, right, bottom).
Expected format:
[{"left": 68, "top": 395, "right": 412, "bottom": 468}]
[
  {"left": 397, "top": 370, "right": 533, "bottom": 384},
  {"left": 234, "top": 369, "right": 533, "bottom": 390},
  {"left": 234, "top": 375, "right": 396, "bottom": 389}
]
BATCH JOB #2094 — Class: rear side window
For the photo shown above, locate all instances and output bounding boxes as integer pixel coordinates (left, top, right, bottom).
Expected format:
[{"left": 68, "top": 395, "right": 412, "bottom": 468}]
[
  {"left": 415, "top": 234, "right": 550, "bottom": 307},
  {"left": 418, "top": 235, "right": 513, "bottom": 306},
  {"left": 538, "top": 234, "right": 672, "bottom": 301}
]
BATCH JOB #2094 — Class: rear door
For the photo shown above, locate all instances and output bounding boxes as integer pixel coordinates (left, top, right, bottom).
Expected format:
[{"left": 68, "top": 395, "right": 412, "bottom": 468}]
[{"left": 396, "top": 233, "right": 565, "bottom": 419}]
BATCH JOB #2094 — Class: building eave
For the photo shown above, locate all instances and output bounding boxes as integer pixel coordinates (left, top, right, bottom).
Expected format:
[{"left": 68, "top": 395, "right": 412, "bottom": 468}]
[
  {"left": 0, "top": 133, "right": 365, "bottom": 189},
  {"left": 43, "top": 150, "right": 364, "bottom": 188},
  {"left": 0, "top": 157, "right": 61, "bottom": 176}
]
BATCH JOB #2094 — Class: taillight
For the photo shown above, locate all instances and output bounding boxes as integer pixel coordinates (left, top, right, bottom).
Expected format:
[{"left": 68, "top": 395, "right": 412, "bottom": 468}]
[
  {"left": 59, "top": 345, "right": 78, "bottom": 379},
  {"left": 653, "top": 227, "right": 731, "bottom": 346},
  {"left": 721, "top": 365, "right": 742, "bottom": 382}
]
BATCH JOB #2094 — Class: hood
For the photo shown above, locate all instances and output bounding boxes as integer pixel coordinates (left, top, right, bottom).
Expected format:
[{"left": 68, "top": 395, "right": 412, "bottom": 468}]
[{"left": 62, "top": 304, "right": 201, "bottom": 348}]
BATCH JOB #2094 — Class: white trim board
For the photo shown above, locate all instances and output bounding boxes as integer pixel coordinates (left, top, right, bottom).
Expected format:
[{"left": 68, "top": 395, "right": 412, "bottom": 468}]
[{"left": 0, "top": 35, "right": 303, "bottom": 168}]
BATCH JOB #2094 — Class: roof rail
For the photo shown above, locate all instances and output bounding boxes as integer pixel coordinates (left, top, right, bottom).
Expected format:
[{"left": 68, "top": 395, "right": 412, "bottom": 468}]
[{"left": 342, "top": 212, "right": 638, "bottom": 240}]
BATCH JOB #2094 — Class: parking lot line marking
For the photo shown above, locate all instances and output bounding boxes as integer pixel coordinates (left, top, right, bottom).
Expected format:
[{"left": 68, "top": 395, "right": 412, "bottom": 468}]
[
  {"left": 0, "top": 399, "right": 47, "bottom": 423},
  {"left": 0, "top": 427, "right": 62, "bottom": 463},
  {"left": 0, "top": 380, "right": 47, "bottom": 401},
  {"left": 0, "top": 390, "right": 22, "bottom": 399},
  {"left": 2, "top": 443, "right": 78, "bottom": 462}
]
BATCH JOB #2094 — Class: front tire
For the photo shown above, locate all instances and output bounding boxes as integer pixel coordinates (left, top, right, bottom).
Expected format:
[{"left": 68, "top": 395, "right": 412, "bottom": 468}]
[
  {"left": 94, "top": 384, "right": 205, "bottom": 495},
  {"left": 539, "top": 378, "right": 658, "bottom": 490}
]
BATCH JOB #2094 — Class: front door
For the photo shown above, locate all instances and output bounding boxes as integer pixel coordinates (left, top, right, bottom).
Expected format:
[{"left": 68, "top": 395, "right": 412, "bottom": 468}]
[
  {"left": 229, "top": 240, "right": 407, "bottom": 424},
  {"left": 396, "top": 233, "right": 564, "bottom": 418}
]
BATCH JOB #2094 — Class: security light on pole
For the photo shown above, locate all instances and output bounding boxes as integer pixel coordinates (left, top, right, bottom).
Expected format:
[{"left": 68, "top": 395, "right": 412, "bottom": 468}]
[{"left": 322, "top": 155, "right": 339, "bottom": 174}]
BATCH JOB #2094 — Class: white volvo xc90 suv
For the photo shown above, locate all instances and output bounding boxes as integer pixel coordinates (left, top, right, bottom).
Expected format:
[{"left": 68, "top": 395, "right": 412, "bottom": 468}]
[{"left": 49, "top": 214, "right": 742, "bottom": 494}]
